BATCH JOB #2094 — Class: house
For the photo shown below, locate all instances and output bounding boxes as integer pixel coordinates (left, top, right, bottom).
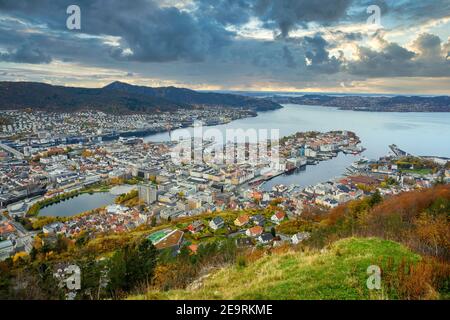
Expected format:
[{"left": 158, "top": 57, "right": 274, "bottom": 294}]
[
  {"left": 257, "top": 233, "right": 274, "bottom": 244},
  {"left": 13, "top": 239, "right": 25, "bottom": 253},
  {"left": 291, "top": 232, "right": 310, "bottom": 244},
  {"left": 0, "top": 222, "right": 16, "bottom": 238},
  {"left": 149, "top": 229, "right": 184, "bottom": 253},
  {"left": 43, "top": 222, "right": 65, "bottom": 235},
  {"left": 234, "top": 214, "right": 250, "bottom": 227},
  {"left": 245, "top": 225, "right": 264, "bottom": 237},
  {"left": 273, "top": 236, "right": 290, "bottom": 247},
  {"left": 0, "top": 240, "right": 14, "bottom": 261},
  {"left": 251, "top": 214, "right": 265, "bottom": 226},
  {"left": 188, "top": 220, "right": 204, "bottom": 234},
  {"left": 188, "top": 244, "right": 198, "bottom": 254},
  {"left": 316, "top": 197, "right": 339, "bottom": 208},
  {"left": 236, "top": 237, "right": 254, "bottom": 247},
  {"left": 271, "top": 211, "right": 286, "bottom": 224},
  {"left": 209, "top": 216, "right": 225, "bottom": 230},
  {"left": 105, "top": 204, "right": 127, "bottom": 214}
]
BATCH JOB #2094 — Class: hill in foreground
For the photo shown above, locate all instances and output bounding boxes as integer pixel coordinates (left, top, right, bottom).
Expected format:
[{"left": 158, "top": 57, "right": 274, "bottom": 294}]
[{"left": 132, "top": 238, "right": 422, "bottom": 300}]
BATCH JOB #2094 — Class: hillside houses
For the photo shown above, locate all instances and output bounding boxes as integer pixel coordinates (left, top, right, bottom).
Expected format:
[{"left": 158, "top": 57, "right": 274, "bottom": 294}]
[
  {"left": 209, "top": 216, "right": 224, "bottom": 230},
  {"left": 271, "top": 212, "right": 286, "bottom": 224},
  {"left": 234, "top": 214, "right": 250, "bottom": 227}
]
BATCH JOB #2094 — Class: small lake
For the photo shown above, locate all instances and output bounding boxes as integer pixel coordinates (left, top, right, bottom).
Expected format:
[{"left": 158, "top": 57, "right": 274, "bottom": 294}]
[{"left": 39, "top": 192, "right": 116, "bottom": 217}]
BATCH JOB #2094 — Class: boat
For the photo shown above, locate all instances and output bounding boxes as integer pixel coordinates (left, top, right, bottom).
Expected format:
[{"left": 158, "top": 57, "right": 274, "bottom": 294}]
[
  {"left": 118, "top": 136, "right": 143, "bottom": 145},
  {"left": 272, "top": 184, "right": 288, "bottom": 193},
  {"left": 351, "top": 157, "right": 369, "bottom": 170},
  {"left": 249, "top": 178, "right": 265, "bottom": 187}
]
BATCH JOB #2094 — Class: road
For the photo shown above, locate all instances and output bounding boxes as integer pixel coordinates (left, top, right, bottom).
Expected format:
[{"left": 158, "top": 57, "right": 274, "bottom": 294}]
[
  {"left": 10, "top": 220, "right": 36, "bottom": 253},
  {"left": 0, "top": 142, "right": 24, "bottom": 159}
]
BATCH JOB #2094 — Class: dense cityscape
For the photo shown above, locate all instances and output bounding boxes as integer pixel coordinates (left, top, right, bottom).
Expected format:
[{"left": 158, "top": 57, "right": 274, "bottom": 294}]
[{"left": 1, "top": 107, "right": 448, "bottom": 263}]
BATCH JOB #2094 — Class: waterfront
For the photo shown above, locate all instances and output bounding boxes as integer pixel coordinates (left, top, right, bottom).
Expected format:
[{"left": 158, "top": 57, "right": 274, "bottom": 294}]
[
  {"left": 144, "top": 104, "right": 450, "bottom": 189},
  {"left": 39, "top": 192, "right": 116, "bottom": 217},
  {"left": 261, "top": 152, "right": 358, "bottom": 190},
  {"left": 22, "top": 105, "right": 450, "bottom": 217}
]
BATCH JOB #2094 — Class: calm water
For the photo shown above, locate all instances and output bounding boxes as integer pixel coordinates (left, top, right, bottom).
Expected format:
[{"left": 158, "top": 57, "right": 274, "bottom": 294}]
[
  {"left": 39, "top": 192, "right": 115, "bottom": 217},
  {"left": 145, "top": 104, "right": 450, "bottom": 189}
]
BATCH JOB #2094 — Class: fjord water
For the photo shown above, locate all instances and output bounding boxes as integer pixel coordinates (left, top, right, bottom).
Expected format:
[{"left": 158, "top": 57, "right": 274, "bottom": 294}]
[
  {"left": 147, "top": 104, "right": 450, "bottom": 158},
  {"left": 145, "top": 104, "right": 450, "bottom": 189}
]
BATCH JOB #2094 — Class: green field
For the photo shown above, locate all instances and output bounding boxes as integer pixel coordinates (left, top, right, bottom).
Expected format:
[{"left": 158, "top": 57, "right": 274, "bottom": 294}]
[
  {"left": 132, "top": 238, "right": 420, "bottom": 300},
  {"left": 148, "top": 229, "right": 173, "bottom": 243},
  {"left": 401, "top": 168, "right": 433, "bottom": 175}
]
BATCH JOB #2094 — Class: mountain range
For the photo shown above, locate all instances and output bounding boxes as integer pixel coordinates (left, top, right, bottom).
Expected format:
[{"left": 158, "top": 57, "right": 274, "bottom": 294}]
[
  {"left": 0, "top": 81, "right": 282, "bottom": 114},
  {"left": 270, "top": 94, "right": 450, "bottom": 112}
]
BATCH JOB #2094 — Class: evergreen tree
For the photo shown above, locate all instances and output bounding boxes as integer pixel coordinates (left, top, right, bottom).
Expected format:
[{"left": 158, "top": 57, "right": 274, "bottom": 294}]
[
  {"left": 271, "top": 227, "right": 276, "bottom": 237},
  {"left": 107, "top": 250, "right": 127, "bottom": 298},
  {"left": 106, "top": 238, "right": 157, "bottom": 297},
  {"left": 369, "top": 189, "right": 382, "bottom": 207}
]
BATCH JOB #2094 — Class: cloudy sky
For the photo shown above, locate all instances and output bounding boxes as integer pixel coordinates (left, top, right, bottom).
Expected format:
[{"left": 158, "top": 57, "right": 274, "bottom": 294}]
[{"left": 0, "top": 0, "right": 449, "bottom": 94}]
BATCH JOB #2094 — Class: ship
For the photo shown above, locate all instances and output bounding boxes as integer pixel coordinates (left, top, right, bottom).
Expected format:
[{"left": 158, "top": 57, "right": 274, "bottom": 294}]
[
  {"left": 349, "top": 157, "right": 370, "bottom": 172},
  {"left": 118, "top": 136, "right": 143, "bottom": 145}
]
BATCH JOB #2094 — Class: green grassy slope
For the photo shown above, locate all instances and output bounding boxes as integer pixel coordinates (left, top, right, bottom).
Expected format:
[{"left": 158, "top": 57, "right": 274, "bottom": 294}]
[{"left": 133, "top": 238, "right": 420, "bottom": 300}]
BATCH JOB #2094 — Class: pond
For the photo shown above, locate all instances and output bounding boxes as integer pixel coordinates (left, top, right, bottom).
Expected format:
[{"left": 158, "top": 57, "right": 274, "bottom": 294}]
[{"left": 39, "top": 192, "right": 116, "bottom": 217}]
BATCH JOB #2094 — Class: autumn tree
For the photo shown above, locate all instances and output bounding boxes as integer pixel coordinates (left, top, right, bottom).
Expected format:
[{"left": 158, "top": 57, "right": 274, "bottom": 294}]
[{"left": 414, "top": 212, "right": 449, "bottom": 257}]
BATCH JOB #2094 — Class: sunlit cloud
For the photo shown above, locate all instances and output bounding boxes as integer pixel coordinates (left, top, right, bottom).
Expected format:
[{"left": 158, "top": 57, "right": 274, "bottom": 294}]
[{"left": 0, "top": 0, "right": 449, "bottom": 94}]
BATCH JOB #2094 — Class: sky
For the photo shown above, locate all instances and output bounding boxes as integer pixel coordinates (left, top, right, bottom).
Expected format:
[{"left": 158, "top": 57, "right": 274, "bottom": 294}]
[{"left": 0, "top": 0, "right": 449, "bottom": 94}]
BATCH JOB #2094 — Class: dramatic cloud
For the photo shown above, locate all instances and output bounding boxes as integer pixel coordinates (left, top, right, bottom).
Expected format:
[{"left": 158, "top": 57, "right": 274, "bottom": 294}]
[
  {"left": 387, "top": 0, "right": 450, "bottom": 25},
  {"left": 413, "top": 33, "right": 442, "bottom": 59},
  {"left": 348, "top": 34, "right": 450, "bottom": 77},
  {"left": 195, "top": 0, "right": 253, "bottom": 26},
  {"left": 253, "top": 0, "right": 353, "bottom": 37},
  {"left": 282, "top": 46, "right": 297, "bottom": 68},
  {"left": 290, "top": 34, "right": 343, "bottom": 74},
  {"left": 0, "top": 43, "right": 52, "bottom": 64},
  {"left": 0, "top": 0, "right": 449, "bottom": 93},
  {"left": 0, "top": 0, "right": 233, "bottom": 63}
]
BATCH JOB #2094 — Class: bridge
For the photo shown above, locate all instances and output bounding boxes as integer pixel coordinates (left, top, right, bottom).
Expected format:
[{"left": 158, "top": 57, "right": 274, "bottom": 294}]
[{"left": 0, "top": 143, "right": 24, "bottom": 159}]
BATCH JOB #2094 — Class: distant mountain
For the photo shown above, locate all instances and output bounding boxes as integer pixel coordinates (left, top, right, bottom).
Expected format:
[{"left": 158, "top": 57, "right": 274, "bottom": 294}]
[
  {"left": 271, "top": 94, "right": 450, "bottom": 112},
  {"left": 0, "top": 81, "right": 282, "bottom": 114},
  {"left": 103, "top": 81, "right": 282, "bottom": 111},
  {"left": 0, "top": 81, "right": 187, "bottom": 113}
]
